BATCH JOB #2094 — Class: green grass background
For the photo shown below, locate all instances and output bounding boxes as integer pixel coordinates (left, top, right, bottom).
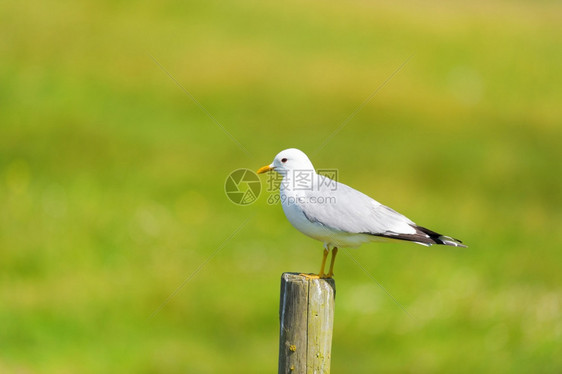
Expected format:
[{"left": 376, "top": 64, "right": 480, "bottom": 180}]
[{"left": 1, "top": 0, "right": 561, "bottom": 372}]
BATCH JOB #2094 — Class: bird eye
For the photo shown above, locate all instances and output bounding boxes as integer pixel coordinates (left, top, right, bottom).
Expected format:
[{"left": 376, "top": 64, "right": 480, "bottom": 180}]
[{"left": 281, "top": 158, "right": 287, "bottom": 163}]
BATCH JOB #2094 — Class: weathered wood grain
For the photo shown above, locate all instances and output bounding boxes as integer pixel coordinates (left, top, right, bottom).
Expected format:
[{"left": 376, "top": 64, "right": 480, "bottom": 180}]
[{"left": 278, "top": 273, "right": 336, "bottom": 374}]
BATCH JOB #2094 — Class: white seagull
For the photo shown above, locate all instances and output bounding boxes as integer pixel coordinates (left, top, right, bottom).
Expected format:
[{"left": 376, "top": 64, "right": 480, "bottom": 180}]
[{"left": 257, "top": 148, "right": 466, "bottom": 278}]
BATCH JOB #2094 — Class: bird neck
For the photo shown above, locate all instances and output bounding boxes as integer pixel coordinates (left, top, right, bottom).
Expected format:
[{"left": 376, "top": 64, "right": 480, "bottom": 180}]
[{"left": 280, "top": 169, "right": 317, "bottom": 194}]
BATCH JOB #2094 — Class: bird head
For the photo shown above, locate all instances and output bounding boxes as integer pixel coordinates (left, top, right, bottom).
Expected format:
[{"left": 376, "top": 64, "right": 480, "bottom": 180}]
[{"left": 257, "top": 148, "right": 315, "bottom": 176}]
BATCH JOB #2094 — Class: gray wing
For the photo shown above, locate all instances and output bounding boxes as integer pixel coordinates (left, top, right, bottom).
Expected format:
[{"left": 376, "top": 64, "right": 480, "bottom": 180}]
[{"left": 300, "top": 175, "right": 417, "bottom": 236}]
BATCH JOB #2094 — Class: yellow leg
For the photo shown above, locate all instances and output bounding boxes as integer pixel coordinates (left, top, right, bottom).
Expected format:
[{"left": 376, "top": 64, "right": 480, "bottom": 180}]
[
  {"left": 318, "top": 248, "right": 329, "bottom": 278},
  {"left": 299, "top": 249, "right": 329, "bottom": 279},
  {"left": 326, "top": 247, "right": 338, "bottom": 278}
]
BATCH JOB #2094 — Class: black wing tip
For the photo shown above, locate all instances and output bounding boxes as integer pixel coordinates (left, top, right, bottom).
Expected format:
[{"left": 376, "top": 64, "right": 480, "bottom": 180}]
[
  {"left": 416, "top": 225, "right": 467, "bottom": 248},
  {"left": 435, "top": 236, "right": 468, "bottom": 248},
  {"left": 366, "top": 225, "right": 467, "bottom": 247},
  {"left": 362, "top": 226, "right": 468, "bottom": 248}
]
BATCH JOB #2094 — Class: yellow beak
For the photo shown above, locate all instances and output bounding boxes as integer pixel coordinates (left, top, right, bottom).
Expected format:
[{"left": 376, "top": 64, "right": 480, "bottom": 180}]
[{"left": 257, "top": 164, "right": 274, "bottom": 174}]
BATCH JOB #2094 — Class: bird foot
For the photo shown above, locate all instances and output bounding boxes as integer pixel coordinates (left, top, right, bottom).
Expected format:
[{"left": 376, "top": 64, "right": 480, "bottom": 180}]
[
  {"left": 299, "top": 273, "right": 321, "bottom": 279},
  {"left": 298, "top": 273, "right": 332, "bottom": 279}
]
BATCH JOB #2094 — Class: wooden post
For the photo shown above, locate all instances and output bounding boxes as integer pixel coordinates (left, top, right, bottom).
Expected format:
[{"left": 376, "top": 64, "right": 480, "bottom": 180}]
[{"left": 278, "top": 273, "right": 336, "bottom": 374}]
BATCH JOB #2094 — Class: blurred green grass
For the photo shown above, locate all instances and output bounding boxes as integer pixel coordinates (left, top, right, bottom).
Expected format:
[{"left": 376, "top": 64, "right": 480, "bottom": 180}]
[{"left": 1, "top": 0, "right": 561, "bottom": 372}]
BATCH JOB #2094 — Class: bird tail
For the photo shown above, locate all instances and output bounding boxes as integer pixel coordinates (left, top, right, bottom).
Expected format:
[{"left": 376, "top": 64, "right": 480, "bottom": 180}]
[
  {"left": 368, "top": 225, "right": 467, "bottom": 247},
  {"left": 415, "top": 226, "right": 467, "bottom": 248}
]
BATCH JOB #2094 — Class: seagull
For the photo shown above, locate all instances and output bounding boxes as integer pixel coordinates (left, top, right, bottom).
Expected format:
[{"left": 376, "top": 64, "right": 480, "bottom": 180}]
[{"left": 257, "top": 148, "right": 466, "bottom": 278}]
